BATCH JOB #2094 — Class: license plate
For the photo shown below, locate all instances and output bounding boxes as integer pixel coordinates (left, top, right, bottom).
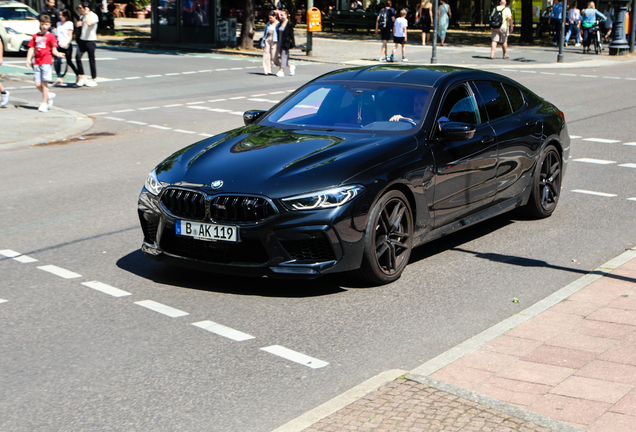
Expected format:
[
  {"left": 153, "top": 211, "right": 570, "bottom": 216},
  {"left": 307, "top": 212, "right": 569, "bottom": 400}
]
[{"left": 176, "top": 220, "right": 239, "bottom": 242}]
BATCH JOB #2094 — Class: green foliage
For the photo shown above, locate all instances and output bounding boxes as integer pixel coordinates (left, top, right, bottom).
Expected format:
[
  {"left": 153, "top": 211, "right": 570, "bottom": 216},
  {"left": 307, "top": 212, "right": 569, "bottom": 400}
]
[{"left": 132, "top": 0, "right": 151, "bottom": 11}]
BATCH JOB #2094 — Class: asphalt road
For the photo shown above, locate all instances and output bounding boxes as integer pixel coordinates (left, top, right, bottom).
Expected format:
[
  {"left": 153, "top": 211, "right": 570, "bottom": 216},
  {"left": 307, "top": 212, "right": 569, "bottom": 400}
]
[{"left": 1, "top": 48, "right": 635, "bottom": 431}]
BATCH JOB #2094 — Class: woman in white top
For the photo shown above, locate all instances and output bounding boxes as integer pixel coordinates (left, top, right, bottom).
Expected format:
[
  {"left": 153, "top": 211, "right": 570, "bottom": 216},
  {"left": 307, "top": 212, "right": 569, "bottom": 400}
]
[{"left": 54, "top": 9, "right": 78, "bottom": 86}]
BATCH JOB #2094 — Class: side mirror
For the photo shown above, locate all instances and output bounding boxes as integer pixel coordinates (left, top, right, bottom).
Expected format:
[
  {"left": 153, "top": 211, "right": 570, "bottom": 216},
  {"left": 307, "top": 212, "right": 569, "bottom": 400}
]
[
  {"left": 438, "top": 121, "right": 476, "bottom": 141},
  {"left": 243, "top": 110, "right": 267, "bottom": 125}
]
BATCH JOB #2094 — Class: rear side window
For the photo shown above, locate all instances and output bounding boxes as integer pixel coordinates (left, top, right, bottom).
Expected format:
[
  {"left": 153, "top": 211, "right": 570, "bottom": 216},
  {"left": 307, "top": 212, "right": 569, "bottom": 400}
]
[
  {"left": 502, "top": 84, "right": 525, "bottom": 112},
  {"left": 473, "top": 81, "right": 512, "bottom": 121}
]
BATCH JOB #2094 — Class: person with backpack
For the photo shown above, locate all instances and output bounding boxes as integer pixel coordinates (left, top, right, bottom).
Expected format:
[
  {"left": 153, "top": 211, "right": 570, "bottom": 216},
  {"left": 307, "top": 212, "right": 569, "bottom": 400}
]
[
  {"left": 490, "top": 0, "right": 513, "bottom": 59},
  {"left": 375, "top": 1, "right": 396, "bottom": 61}
]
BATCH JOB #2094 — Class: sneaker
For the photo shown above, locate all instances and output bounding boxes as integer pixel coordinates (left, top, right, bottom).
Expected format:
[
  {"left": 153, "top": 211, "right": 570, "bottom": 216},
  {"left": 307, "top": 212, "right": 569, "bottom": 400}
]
[
  {"left": 289, "top": 64, "right": 296, "bottom": 76},
  {"left": 85, "top": 79, "right": 98, "bottom": 87},
  {"left": 76, "top": 78, "right": 87, "bottom": 87},
  {"left": 38, "top": 102, "right": 48, "bottom": 112},
  {"left": 388, "top": 54, "right": 394, "bottom": 62},
  {"left": 575, "top": 42, "right": 581, "bottom": 46},
  {"left": 0, "top": 91, "right": 9, "bottom": 107},
  {"left": 47, "top": 92, "right": 56, "bottom": 109},
  {"left": 402, "top": 57, "right": 408, "bottom": 62},
  {"left": 276, "top": 70, "right": 284, "bottom": 77},
  {"left": 379, "top": 57, "right": 386, "bottom": 62},
  {"left": 564, "top": 41, "right": 568, "bottom": 47}
]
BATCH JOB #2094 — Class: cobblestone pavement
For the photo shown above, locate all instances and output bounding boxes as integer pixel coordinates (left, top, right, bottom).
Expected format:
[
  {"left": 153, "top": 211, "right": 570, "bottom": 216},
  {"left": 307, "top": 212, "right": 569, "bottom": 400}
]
[{"left": 304, "top": 379, "right": 556, "bottom": 432}]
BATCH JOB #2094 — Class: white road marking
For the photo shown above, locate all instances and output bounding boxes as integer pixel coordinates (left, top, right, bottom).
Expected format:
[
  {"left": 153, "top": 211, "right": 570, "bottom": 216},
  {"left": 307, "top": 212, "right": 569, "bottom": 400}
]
[
  {"left": 229, "top": 112, "right": 244, "bottom": 116},
  {"left": 198, "top": 69, "right": 212, "bottom": 73},
  {"left": 163, "top": 104, "right": 183, "bottom": 107},
  {"left": 0, "top": 249, "right": 21, "bottom": 258},
  {"left": 192, "top": 320, "right": 255, "bottom": 341},
  {"left": 251, "top": 94, "right": 267, "bottom": 97},
  {"left": 569, "top": 135, "right": 582, "bottom": 139},
  {"left": 580, "top": 75, "right": 597, "bottom": 78},
  {"left": 37, "top": 265, "right": 82, "bottom": 279},
  {"left": 573, "top": 158, "right": 616, "bottom": 164},
  {"left": 138, "top": 106, "right": 160, "bottom": 110},
  {"left": 87, "top": 112, "right": 108, "bottom": 116},
  {"left": 540, "top": 72, "right": 556, "bottom": 75},
  {"left": 199, "top": 133, "right": 214, "bottom": 137},
  {"left": 165, "top": 73, "right": 181, "bottom": 76},
  {"left": 624, "top": 142, "right": 636, "bottom": 146},
  {"left": 82, "top": 281, "right": 131, "bottom": 297},
  {"left": 174, "top": 129, "right": 196, "bottom": 134},
  {"left": 127, "top": 121, "right": 148, "bottom": 125},
  {"left": 628, "top": 198, "right": 636, "bottom": 201},
  {"left": 626, "top": 78, "right": 636, "bottom": 81},
  {"left": 105, "top": 117, "right": 126, "bottom": 121},
  {"left": 618, "top": 163, "right": 636, "bottom": 168},
  {"left": 207, "top": 108, "right": 231, "bottom": 112},
  {"left": 187, "top": 106, "right": 209, "bottom": 110},
  {"left": 520, "top": 70, "right": 537, "bottom": 73},
  {"left": 560, "top": 73, "right": 576, "bottom": 76},
  {"left": 215, "top": 68, "right": 228, "bottom": 71},
  {"left": 229, "top": 96, "right": 246, "bottom": 100},
  {"left": 134, "top": 300, "right": 189, "bottom": 318},
  {"left": 245, "top": 66, "right": 259, "bottom": 69},
  {"left": 582, "top": 138, "right": 621, "bottom": 143},
  {"left": 269, "top": 91, "right": 285, "bottom": 94},
  {"left": 603, "top": 76, "right": 621, "bottom": 80},
  {"left": 571, "top": 189, "right": 618, "bottom": 197},
  {"left": 229, "top": 67, "right": 244, "bottom": 70},
  {"left": 261, "top": 345, "right": 329, "bottom": 369},
  {"left": 0, "top": 299, "right": 7, "bottom": 304},
  {"left": 208, "top": 99, "right": 226, "bottom": 102},
  {"left": 186, "top": 101, "right": 205, "bottom": 105},
  {"left": 247, "top": 98, "right": 269, "bottom": 102},
  {"left": 13, "top": 255, "right": 37, "bottom": 263},
  {"left": 181, "top": 71, "right": 197, "bottom": 74},
  {"left": 145, "top": 74, "right": 162, "bottom": 77},
  {"left": 149, "top": 125, "right": 172, "bottom": 130},
  {"left": 124, "top": 77, "right": 141, "bottom": 80},
  {"left": 112, "top": 109, "right": 135, "bottom": 113}
]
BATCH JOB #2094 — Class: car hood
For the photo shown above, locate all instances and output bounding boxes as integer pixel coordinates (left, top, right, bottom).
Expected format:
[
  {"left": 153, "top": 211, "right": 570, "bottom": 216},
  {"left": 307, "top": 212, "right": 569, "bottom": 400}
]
[
  {"left": 1, "top": 20, "right": 39, "bottom": 35},
  {"left": 154, "top": 125, "right": 417, "bottom": 197}
]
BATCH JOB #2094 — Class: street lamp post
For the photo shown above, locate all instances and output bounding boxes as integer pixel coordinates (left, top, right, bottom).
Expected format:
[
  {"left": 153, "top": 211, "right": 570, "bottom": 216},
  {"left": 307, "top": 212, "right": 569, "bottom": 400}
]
[
  {"left": 557, "top": 1, "right": 567, "bottom": 62},
  {"left": 608, "top": 0, "right": 630, "bottom": 55},
  {"left": 431, "top": 0, "right": 439, "bottom": 63},
  {"left": 306, "top": 0, "right": 313, "bottom": 56}
]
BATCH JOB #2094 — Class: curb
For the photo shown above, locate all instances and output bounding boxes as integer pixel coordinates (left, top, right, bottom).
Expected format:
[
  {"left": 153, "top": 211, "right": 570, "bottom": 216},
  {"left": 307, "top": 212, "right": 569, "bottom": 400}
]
[{"left": 273, "top": 246, "right": 636, "bottom": 432}]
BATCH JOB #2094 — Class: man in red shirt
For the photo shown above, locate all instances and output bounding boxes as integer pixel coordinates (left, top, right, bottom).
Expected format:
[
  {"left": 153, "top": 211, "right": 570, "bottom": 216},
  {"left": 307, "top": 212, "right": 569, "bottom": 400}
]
[{"left": 26, "top": 15, "right": 63, "bottom": 112}]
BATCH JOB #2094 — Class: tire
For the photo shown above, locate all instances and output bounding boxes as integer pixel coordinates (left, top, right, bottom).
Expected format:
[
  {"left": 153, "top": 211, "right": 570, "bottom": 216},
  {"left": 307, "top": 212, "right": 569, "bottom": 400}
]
[
  {"left": 354, "top": 190, "right": 413, "bottom": 285},
  {"left": 523, "top": 144, "right": 562, "bottom": 219}
]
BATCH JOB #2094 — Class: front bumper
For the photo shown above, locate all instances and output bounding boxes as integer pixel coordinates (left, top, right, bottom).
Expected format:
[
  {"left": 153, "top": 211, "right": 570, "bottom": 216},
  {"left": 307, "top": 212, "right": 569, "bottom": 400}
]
[{"left": 138, "top": 189, "right": 367, "bottom": 279}]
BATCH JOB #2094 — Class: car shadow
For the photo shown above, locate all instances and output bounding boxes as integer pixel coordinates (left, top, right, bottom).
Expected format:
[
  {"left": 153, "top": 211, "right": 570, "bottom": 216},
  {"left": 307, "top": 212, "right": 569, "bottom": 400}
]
[{"left": 116, "top": 249, "right": 348, "bottom": 297}]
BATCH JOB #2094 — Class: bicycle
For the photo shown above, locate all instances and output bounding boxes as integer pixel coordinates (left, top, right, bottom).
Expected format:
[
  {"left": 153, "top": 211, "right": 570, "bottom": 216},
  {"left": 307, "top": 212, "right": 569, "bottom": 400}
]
[{"left": 590, "top": 19, "right": 604, "bottom": 54}]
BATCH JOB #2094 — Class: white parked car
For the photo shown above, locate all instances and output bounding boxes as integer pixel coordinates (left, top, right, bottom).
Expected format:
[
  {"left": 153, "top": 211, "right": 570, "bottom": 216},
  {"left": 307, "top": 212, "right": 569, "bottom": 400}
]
[{"left": 0, "top": 1, "right": 40, "bottom": 53}]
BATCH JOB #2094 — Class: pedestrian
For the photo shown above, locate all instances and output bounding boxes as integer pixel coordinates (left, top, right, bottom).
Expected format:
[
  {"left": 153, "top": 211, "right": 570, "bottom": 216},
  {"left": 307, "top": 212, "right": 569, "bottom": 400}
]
[
  {"left": 54, "top": 9, "right": 79, "bottom": 86},
  {"left": 437, "top": 0, "right": 451, "bottom": 46},
  {"left": 390, "top": 9, "right": 408, "bottom": 62},
  {"left": 274, "top": 9, "right": 295, "bottom": 77},
  {"left": 549, "top": 0, "right": 564, "bottom": 45},
  {"left": 26, "top": 14, "right": 64, "bottom": 113},
  {"left": 581, "top": 1, "right": 605, "bottom": 53},
  {"left": 417, "top": 0, "right": 433, "bottom": 45},
  {"left": 375, "top": 1, "right": 395, "bottom": 61},
  {"left": 565, "top": 2, "right": 581, "bottom": 46},
  {"left": 490, "top": 0, "right": 513, "bottom": 59},
  {"left": 0, "top": 42, "right": 10, "bottom": 108},
  {"left": 261, "top": 11, "right": 279, "bottom": 76},
  {"left": 603, "top": 2, "right": 614, "bottom": 41},
  {"left": 75, "top": 1, "right": 98, "bottom": 87},
  {"left": 39, "top": 0, "right": 60, "bottom": 32}
]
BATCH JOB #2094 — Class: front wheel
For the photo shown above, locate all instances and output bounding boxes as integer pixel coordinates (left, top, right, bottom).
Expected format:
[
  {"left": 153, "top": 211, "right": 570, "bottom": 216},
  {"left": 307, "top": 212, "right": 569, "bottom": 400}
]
[
  {"left": 354, "top": 190, "right": 413, "bottom": 285},
  {"left": 523, "top": 144, "right": 562, "bottom": 219},
  {"left": 594, "top": 34, "right": 601, "bottom": 54}
]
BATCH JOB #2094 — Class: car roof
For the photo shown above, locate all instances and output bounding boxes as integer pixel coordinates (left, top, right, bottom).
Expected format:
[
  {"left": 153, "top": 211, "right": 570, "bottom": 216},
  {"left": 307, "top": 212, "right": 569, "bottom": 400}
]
[
  {"left": 313, "top": 65, "right": 505, "bottom": 88},
  {"left": 0, "top": 1, "right": 30, "bottom": 7}
]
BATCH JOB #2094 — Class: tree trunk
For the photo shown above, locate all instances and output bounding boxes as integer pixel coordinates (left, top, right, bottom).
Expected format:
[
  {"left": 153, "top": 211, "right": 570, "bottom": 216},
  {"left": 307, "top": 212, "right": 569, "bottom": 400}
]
[
  {"left": 240, "top": 0, "right": 256, "bottom": 50},
  {"left": 520, "top": 0, "right": 534, "bottom": 43}
]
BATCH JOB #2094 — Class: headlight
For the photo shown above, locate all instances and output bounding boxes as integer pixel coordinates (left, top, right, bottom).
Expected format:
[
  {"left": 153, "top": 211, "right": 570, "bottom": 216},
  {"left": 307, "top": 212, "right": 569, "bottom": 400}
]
[
  {"left": 144, "top": 170, "right": 165, "bottom": 196},
  {"left": 4, "top": 27, "right": 20, "bottom": 35},
  {"left": 282, "top": 185, "right": 364, "bottom": 210}
]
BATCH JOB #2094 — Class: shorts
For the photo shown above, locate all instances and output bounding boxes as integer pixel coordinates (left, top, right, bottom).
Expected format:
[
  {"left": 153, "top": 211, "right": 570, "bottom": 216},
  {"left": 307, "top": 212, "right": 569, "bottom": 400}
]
[
  {"left": 491, "top": 27, "right": 509, "bottom": 44},
  {"left": 33, "top": 64, "right": 53, "bottom": 83},
  {"left": 380, "top": 27, "right": 392, "bottom": 41},
  {"left": 393, "top": 36, "right": 405, "bottom": 44}
]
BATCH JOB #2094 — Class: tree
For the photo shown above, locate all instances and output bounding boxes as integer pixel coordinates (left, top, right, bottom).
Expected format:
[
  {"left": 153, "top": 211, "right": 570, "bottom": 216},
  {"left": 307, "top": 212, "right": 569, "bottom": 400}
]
[
  {"left": 240, "top": 0, "right": 256, "bottom": 50},
  {"left": 520, "top": 0, "right": 534, "bottom": 43}
]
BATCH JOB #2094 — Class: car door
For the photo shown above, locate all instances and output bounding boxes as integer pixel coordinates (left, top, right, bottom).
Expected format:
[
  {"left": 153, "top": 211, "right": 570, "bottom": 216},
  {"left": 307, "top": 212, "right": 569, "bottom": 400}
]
[
  {"left": 429, "top": 82, "right": 498, "bottom": 228},
  {"left": 472, "top": 80, "right": 543, "bottom": 203}
]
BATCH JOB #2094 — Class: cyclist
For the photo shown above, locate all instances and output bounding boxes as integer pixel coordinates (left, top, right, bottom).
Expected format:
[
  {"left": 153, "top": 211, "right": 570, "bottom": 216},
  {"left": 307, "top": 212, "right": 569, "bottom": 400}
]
[{"left": 581, "top": 1, "right": 606, "bottom": 53}]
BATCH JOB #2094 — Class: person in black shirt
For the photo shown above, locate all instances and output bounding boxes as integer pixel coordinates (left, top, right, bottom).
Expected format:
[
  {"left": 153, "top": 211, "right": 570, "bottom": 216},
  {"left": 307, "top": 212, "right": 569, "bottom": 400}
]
[{"left": 39, "top": 0, "right": 60, "bottom": 31}]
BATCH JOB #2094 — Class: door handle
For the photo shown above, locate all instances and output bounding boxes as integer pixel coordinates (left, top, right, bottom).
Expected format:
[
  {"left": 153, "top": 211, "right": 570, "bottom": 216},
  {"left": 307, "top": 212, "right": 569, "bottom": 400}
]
[
  {"left": 481, "top": 135, "right": 494, "bottom": 144},
  {"left": 526, "top": 119, "right": 538, "bottom": 128}
]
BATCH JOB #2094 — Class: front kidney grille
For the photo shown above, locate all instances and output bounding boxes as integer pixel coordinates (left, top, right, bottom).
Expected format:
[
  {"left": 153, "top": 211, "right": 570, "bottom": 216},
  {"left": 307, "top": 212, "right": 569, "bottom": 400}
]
[
  {"left": 210, "top": 195, "right": 276, "bottom": 223},
  {"left": 161, "top": 189, "right": 206, "bottom": 220}
]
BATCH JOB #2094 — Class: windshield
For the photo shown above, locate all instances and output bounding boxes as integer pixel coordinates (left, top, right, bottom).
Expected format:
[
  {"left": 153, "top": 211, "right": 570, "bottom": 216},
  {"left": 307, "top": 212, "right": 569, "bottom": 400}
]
[
  {"left": 0, "top": 6, "right": 39, "bottom": 20},
  {"left": 264, "top": 82, "right": 430, "bottom": 132}
]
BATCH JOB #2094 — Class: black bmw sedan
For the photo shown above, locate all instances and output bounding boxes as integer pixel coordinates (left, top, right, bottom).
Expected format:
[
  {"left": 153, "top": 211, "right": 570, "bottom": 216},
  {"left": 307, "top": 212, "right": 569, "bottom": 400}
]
[{"left": 138, "top": 65, "right": 569, "bottom": 284}]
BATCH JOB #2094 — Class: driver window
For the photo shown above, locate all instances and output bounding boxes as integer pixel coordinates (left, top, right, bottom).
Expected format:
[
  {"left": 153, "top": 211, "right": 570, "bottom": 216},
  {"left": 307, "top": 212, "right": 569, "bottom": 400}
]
[{"left": 439, "top": 85, "right": 481, "bottom": 126}]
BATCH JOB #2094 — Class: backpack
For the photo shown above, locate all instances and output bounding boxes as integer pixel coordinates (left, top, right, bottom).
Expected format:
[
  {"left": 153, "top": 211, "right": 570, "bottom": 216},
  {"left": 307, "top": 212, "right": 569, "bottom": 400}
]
[
  {"left": 379, "top": 9, "right": 388, "bottom": 28},
  {"left": 490, "top": 7, "right": 503, "bottom": 29}
]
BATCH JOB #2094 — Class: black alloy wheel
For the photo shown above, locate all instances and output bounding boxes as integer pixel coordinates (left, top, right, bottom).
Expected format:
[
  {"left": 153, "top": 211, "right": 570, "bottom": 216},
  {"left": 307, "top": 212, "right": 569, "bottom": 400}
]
[
  {"left": 524, "top": 144, "right": 562, "bottom": 219},
  {"left": 356, "top": 190, "right": 413, "bottom": 285}
]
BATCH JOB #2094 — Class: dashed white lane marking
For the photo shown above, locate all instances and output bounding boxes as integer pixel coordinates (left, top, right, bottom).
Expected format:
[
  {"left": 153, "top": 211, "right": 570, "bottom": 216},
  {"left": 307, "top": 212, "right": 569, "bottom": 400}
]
[
  {"left": 0, "top": 299, "right": 7, "bottom": 304},
  {"left": 540, "top": 72, "right": 556, "bottom": 75},
  {"left": 571, "top": 189, "right": 618, "bottom": 197},
  {"left": 124, "top": 77, "right": 141, "bottom": 80},
  {"left": 603, "top": 76, "right": 621, "bottom": 80},
  {"left": 149, "top": 125, "right": 171, "bottom": 130},
  {"left": 569, "top": 135, "right": 582, "bottom": 139},
  {"left": 163, "top": 104, "right": 183, "bottom": 108},
  {"left": 0, "top": 249, "right": 21, "bottom": 258},
  {"left": 251, "top": 93, "right": 267, "bottom": 97},
  {"left": 582, "top": 138, "right": 621, "bottom": 143},
  {"left": 82, "top": 281, "right": 131, "bottom": 297},
  {"left": 182, "top": 71, "right": 197, "bottom": 74},
  {"left": 215, "top": 68, "right": 228, "bottom": 71},
  {"left": 165, "top": 73, "right": 181, "bottom": 76},
  {"left": 199, "top": 133, "right": 214, "bottom": 137},
  {"left": 198, "top": 69, "right": 212, "bottom": 73},
  {"left": 229, "top": 96, "right": 246, "bottom": 100},
  {"left": 208, "top": 99, "right": 226, "bottom": 102},
  {"left": 573, "top": 158, "right": 616, "bottom": 164},
  {"left": 37, "top": 265, "right": 82, "bottom": 279},
  {"left": 618, "top": 163, "right": 636, "bottom": 168},
  {"left": 627, "top": 78, "right": 636, "bottom": 81},
  {"left": 105, "top": 117, "right": 125, "bottom": 121},
  {"left": 112, "top": 109, "right": 135, "bottom": 113},
  {"left": 270, "top": 91, "right": 285, "bottom": 94},
  {"left": 624, "top": 142, "right": 636, "bottom": 146},
  {"left": 87, "top": 112, "right": 109, "bottom": 116},
  {"left": 580, "top": 75, "right": 597, "bottom": 78},
  {"left": 229, "top": 112, "right": 243, "bottom": 116},
  {"left": 520, "top": 70, "right": 537, "bottom": 73},
  {"left": 560, "top": 73, "right": 576, "bottom": 76},
  {"left": 174, "top": 129, "right": 196, "bottom": 134},
  {"left": 127, "top": 120, "right": 148, "bottom": 125},
  {"left": 134, "top": 300, "right": 189, "bottom": 318},
  {"left": 146, "top": 74, "right": 162, "bottom": 78},
  {"left": 629, "top": 198, "right": 636, "bottom": 201},
  {"left": 261, "top": 345, "right": 329, "bottom": 369},
  {"left": 13, "top": 255, "right": 37, "bottom": 263},
  {"left": 186, "top": 101, "right": 205, "bottom": 105},
  {"left": 138, "top": 106, "right": 159, "bottom": 110},
  {"left": 192, "top": 320, "right": 255, "bottom": 341}
]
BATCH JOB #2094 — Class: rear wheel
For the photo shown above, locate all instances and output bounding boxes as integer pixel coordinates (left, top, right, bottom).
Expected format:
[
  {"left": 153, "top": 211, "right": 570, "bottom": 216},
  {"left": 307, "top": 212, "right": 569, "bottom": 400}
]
[
  {"left": 523, "top": 144, "right": 562, "bottom": 219},
  {"left": 354, "top": 190, "right": 413, "bottom": 285},
  {"left": 594, "top": 33, "right": 601, "bottom": 54}
]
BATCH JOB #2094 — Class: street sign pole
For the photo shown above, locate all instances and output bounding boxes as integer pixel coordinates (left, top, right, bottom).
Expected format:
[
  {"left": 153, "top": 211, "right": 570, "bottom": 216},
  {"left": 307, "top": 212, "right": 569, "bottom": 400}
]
[
  {"left": 307, "top": 0, "right": 313, "bottom": 56},
  {"left": 431, "top": 0, "right": 439, "bottom": 63}
]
